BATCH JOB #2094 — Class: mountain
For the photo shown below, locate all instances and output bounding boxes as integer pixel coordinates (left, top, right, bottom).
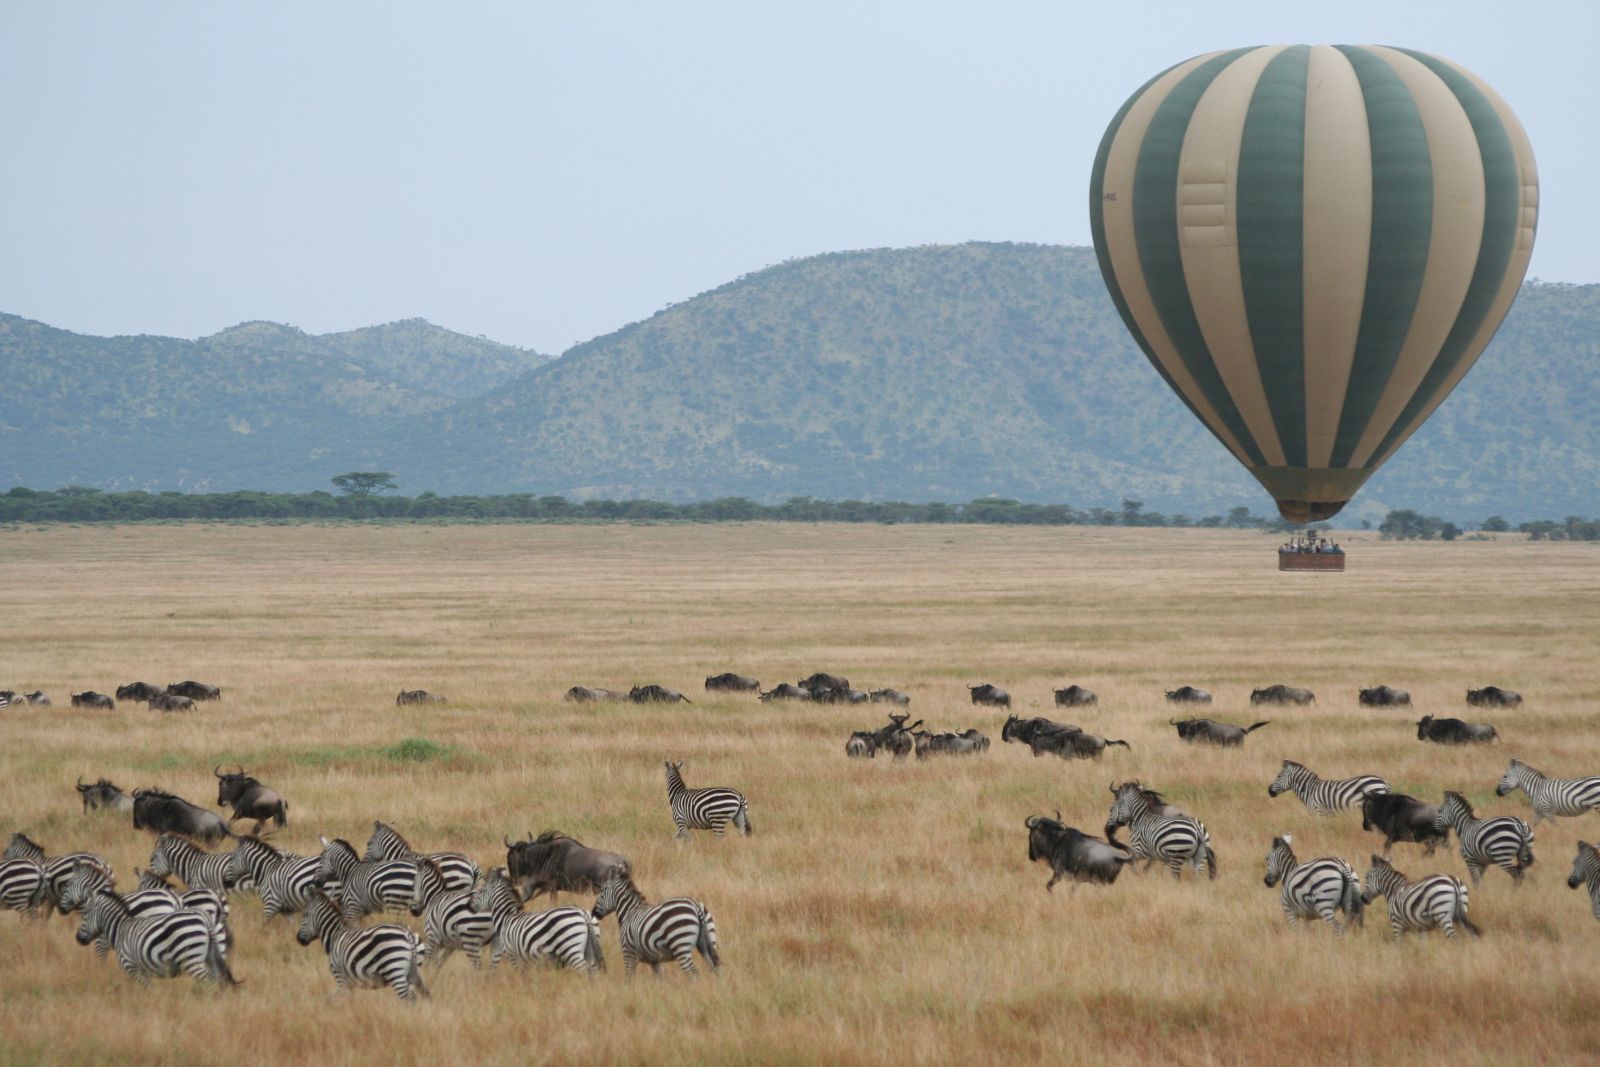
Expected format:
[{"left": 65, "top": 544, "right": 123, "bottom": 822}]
[{"left": 2, "top": 243, "right": 1595, "bottom": 520}]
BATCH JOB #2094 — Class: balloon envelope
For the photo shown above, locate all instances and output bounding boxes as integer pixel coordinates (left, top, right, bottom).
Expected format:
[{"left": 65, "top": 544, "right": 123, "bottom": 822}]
[{"left": 1089, "top": 45, "right": 1537, "bottom": 521}]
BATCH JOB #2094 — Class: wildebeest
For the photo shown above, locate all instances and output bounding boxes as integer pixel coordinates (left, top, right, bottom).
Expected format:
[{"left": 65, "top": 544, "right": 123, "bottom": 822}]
[
  {"left": 76, "top": 776, "right": 133, "bottom": 814},
  {"left": 869, "top": 713, "right": 922, "bottom": 761},
  {"left": 759, "top": 683, "right": 812, "bottom": 702},
  {"left": 132, "top": 787, "right": 232, "bottom": 846},
  {"left": 148, "top": 693, "right": 196, "bottom": 712},
  {"left": 868, "top": 688, "right": 910, "bottom": 705},
  {"left": 1417, "top": 715, "right": 1499, "bottom": 744},
  {"left": 1026, "top": 812, "right": 1133, "bottom": 890},
  {"left": 116, "top": 682, "right": 164, "bottom": 702},
  {"left": 813, "top": 686, "right": 869, "bottom": 704},
  {"left": 564, "top": 686, "right": 628, "bottom": 703},
  {"left": 1251, "top": 684, "right": 1316, "bottom": 706},
  {"left": 1053, "top": 685, "right": 1098, "bottom": 707},
  {"left": 799, "top": 672, "right": 849, "bottom": 691},
  {"left": 1054, "top": 730, "right": 1130, "bottom": 760},
  {"left": 71, "top": 692, "right": 116, "bottom": 709},
  {"left": 629, "top": 684, "right": 692, "bottom": 704},
  {"left": 505, "top": 830, "right": 629, "bottom": 901},
  {"left": 1171, "top": 717, "right": 1270, "bottom": 747},
  {"left": 396, "top": 689, "right": 446, "bottom": 706},
  {"left": 968, "top": 683, "right": 1011, "bottom": 708},
  {"left": 1361, "top": 793, "right": 1449, "bottom": 855},
  {"left": 845, "top": 731, "right": 877, "bottom": 759},
  {"left": 167, "top": 681, "right": 220, "bottom": 701},
  {"left": 1000, "top": 715, "right": 1081, "bottom": 754},
  {"left": 20, "top": 691, "right": 51, "bottom": 706},
  {"left": 1360, "top": 685, "right": 1411, "bottom": 707},
  {"left": 915, "top": 729, "right": 990, "bottom": 758},
  {"left": 214, "top": 766, "right": 288, "bottom": 834},
  {"left": 1166, "top": 686, "right": 1212, "bottom": 704},
  {"left": 1468, "top": 686, "right": 1523, "bottom": 708},
  {"left": 704, "top": 673, "right": 760, "bottom": 693}
]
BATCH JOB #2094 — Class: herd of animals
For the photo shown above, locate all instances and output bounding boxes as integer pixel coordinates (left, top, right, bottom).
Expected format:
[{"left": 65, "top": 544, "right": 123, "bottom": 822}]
[{"left": 2, "top": 669, "right": 1586, "bottom": 1004}]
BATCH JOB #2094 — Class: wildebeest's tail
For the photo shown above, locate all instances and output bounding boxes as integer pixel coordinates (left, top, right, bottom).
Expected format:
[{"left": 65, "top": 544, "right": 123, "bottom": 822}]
[
  {"left": 734, "top": 800, "right": 752, "bottom": 837},
  {"left": 274, "top": 802, "right": 288, "bottom": 829},
  {"left": 697, "top": 905, "right": 721, "bottom": 970},
  {"left": 1243, "top": 721, "right": 1271, "bottom": 735},
  {"left": 1105, "top": 739, "right": 1131, "bottom": 751}
]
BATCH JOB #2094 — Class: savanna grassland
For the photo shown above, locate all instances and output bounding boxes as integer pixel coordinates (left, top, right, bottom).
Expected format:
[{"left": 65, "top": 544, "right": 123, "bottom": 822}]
[{"left": 1, "top": 522, "right": 1598, "bottom": 1067}]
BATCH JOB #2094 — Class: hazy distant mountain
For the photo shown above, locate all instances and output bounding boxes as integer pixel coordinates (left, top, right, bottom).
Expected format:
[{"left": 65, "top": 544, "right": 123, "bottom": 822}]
[{"left": 2, "top": 243, "right": 1595, "bottom": 520}]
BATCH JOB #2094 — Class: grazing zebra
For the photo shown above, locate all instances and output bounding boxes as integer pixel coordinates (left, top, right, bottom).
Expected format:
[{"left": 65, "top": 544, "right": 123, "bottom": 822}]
[
  {"left": 147, "top": 834, "right": 235, "bottom": 892},
  {"left": 409, "top": 856, "right": 495, "bottom": 970},
  {"left": 664, "top": 760, "right": 752, "bottom": 839},
  {"left": 1105, "top": 781, "right": 1216, "bottom": 880},
  {"left": 1496, "top": 759, "right": 1600, "bottom": 826},
  {"left": 591, "top": 865, "right": 718, "bottom": 977},
  {"left": 470, "top": 866, "right": 602, "bottom": 974},
  {"left": 0, "top": 858, "right": 47, "bottom": 916},
  {"left": 296, "top": 890, "right": 428, "bottom": 1002},
  {"left": 227, "top": 836, "right": 331, "bottom": 919},
  {"left": 1268, "top": 761, "right": 1389, "bottom": 815},
  {"left": 1362, "top": 855, "right": 1480, "bottom": 939},
  {"left": 1566, "top": 841, "right": 1600, "bottom": 921},
  {"left": 1262, "top": 834, "right": 1364, "bottom": 934},
  {"left": 75, "top": 889, "right": 235, "bottom": 987},
  {"left": 317, "top": 836, "right": 417, "bottom": 922},
  {"left": 1434, "top": 791, "right": 1535, "bottom": 885},
  {"left": 363, "top": 821, "right": 479, "bottom": 891}
]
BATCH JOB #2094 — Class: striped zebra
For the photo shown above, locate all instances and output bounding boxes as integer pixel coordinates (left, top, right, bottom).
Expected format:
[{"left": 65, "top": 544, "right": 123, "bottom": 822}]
[
  {"left": 409, "top": 857, "right": 495, "bottom": 969},
  {"left": 1262, "top": 834, "right": 1364, "bottom": 934},
  {"left": 4, "top": 832, "right": 46, "bottom": 862},
  {"left": 75, "top": 888, "right": 236, "bottom": 987},
  {"left": 1105, "top": 781, "right": 1216, "bottom": 879},
  {"left": 227, "top": 836, "right": 332, "bottom": 919},
  {"left": 5, "top": 835, "right": 109, "bottom": 915},
  {"left": 134, "top": 869, "right": 234, "bottom": 956},
  {"left": 470, "top": 866, "right": 602, "bottom": 974},
  {"left": 1434, "top": 791, "right": 1535, "bottom": 885},
  {"left": 296, "top": 889, "right": 428, "bottom": 1002},
  {"left": 591, "top": 865, "right": 718, "bottom": 977},
  {"left": 61, "top": 864, "right": 179, "bottom": 957},
  {"left": 1566, "top": 841, "right": 1600, "bottom": 921},
  {"left": 664, "top": 760, "right": 751, "bottom": 839},
  {"left": 146, "top": 834, "right": 236, "bottom": 892},
  {"left": 317, "top": 836, "right": 417, "bottom": 922},
  {"left": 0, "top": 858, "right": 47, "bottom": 917},
  {"left": 1362, "top": 855, "right": 1480, "bottom": 939},
  {"left": 1497, "top": 759, "right": 1600, "bottom": 826},
  {"left": 1268, "top": 760, "right": 1389, "bottom": 815},
  {"left": 363, "top": 821, "right": 479, "bottom": 891}
]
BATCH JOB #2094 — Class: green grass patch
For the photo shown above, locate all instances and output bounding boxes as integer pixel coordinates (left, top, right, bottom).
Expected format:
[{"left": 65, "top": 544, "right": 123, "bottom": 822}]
[{"left": 383, "top": 737, "right": 457, "bottom": 762}]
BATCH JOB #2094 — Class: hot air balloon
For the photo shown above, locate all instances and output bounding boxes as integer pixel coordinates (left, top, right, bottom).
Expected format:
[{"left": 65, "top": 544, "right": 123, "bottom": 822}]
[{"left": 1089, "top": 45, "right": 1538, "bottom": 524}]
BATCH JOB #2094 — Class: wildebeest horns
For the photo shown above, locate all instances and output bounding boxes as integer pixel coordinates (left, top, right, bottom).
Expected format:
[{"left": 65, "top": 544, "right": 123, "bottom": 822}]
[
  {"left": 212, "top": 764, "right": 244, "bottom": 778},
  {"left": 76, "top": 775, "right": 88, "bottom": 791}
]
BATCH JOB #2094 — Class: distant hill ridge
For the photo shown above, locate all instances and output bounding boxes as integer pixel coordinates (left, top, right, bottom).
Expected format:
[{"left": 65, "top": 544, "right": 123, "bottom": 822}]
[{"left": 2, "top": 243, "right": 1595, "bottom": 521}]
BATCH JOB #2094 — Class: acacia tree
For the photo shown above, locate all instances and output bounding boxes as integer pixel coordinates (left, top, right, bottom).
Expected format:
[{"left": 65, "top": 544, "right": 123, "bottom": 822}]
[{"left": 330, "top": 471, "right": 398, "bottom": 498}]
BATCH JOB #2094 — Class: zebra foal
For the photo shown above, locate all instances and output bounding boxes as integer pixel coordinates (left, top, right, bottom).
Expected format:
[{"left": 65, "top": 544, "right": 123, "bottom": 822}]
[
  {"left": 1268, "top": 761, "right": 1388, "bottom": 815},
  {"left": 665, "top": 760, "right": 751, "bottom": 839},
  {"left": 1362, "top": 855, "right": 1480, "bottom": 939},
  {"left": 1262, "top": 834, "right": 1363, "bottom": 934},
  {"left": 1434, "top": 791, "right": 1535, "bottom": 885},
  {"left": 1496, "top": 759, "right": 1600, "bottom": 825},
  {"left": 297, "top": 890, "right": 428, "bottom": 1002},
  {"left": 592, "top": 866, "right": 719, "bottom": 977}
]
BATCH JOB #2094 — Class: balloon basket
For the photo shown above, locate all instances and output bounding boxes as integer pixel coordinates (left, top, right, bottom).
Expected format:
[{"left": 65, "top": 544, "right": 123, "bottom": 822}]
[{"left": 1278, "top": 552, "right": 1345, "bottom": 572}]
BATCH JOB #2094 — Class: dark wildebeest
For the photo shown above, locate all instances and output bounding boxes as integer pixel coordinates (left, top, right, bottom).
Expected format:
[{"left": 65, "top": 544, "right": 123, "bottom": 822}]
[
  {"left": 1026, "top": 812, "right": 1133, "bottom": 890},
  {"left": 968, "top": 683, "right": 1011, "bottom": 708},
  {"left": 813, "top": 686, "right": 869, "bottom": 705},
  {"left": 915, "top": 730, "right": 989, "bottom": 758},
  {"left": 1468, "top": 686, "right": 1523, "bottom": 708},
  {"left": 23, "top": 691, "right": 51, "bottom": 706},
  {"left": 148, "top": 693, "right": 196, "bottom": 712},
  {"left": 1417, "top": 715, "right": 1499, "bottom": 745},
  {"left": 214, "top": 766, "right": 288, "bottom": 834},
  {"left": 1054, "top": 685, "right": 1098, "bottom": 707},
  {"left": 869, "top": 689, "right": 910, "bottom": 705},
  {"left": 1171, "top": 717, "right": 1270, "bottom": 747},
  {"left": 116, "top": 682, "right": 164, "bottom": 702},
  {"left": 1360, "top": 685, "right": 1411, "bottom": 707},
  {"left": 131, "top": 787, "right": 232, "bottom": 846},
  {"left": 564, "top": 686, "right": 628, "bottom": 703},
  {"left": 705, "top": 673, "right": 760, "bottom": 693},
  {"left": 71, "top": 692, "right": 116, "bottom": 709},
  {"left": 1166, "top": 686, "right": 1213, "bottom": 705},
  {"left": 167, "top": 681, "right": 220, "bottom": 701},
  {"left": 845, "top": 731, "right": 877, "bottom": 759},
  {"left": 1053, "top": 730, "right": 1130, "bottom": 760},
  {"left": 799, "top": 672, "right": 849, "bottom": 692},
  {"left": 629, "top": 684, "right": 692, "bottom": 704},
  {"left": 505, "top": 830, "right": 630, "bottom": 901},
  {"left": 1000, "top": 715, "right": 1082, "bottom": 753},
  {"left": 759, "top": 683, "right": 813, "bottom": 702},
  {"left": 1361, "top": 793, "right": 1449, "bottom": 855},
  {"left": 396, "top": 689, "right": 446, "bottom": 706},
  {"left": 869, "top": 713, "right": 922, "bottom": 761},
  {"left": 1251, "top": 684, "right": 1316, "bottom": 706},
  {"left": 76, "top": 776, "right": 133, "bottom": 813}
]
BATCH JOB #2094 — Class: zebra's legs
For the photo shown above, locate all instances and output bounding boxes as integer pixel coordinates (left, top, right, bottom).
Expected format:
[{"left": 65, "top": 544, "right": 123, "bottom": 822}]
[
  {"left": 1315, "top": 905, "right": 1345, "bottom": 935},
  {"left": 1439, "top": 916, "right": 1458, "bottom": 939},
  {"left": 673, "top": 817, "right": 690, "bottom": 840},
  {"left": 1465, "top": 860, "right": 1484, "bottom": 886},
  {"left": 676, "top": 951, "right": 698, "bottom": 975},
  {"left": 622, "top": 950, "right": 639, "bottom": 978}
]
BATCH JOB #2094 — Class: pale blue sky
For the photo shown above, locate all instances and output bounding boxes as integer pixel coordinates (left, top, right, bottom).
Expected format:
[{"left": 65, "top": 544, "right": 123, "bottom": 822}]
[{"left": 2, "top": 1, "right": 1593, "bottom": 353}]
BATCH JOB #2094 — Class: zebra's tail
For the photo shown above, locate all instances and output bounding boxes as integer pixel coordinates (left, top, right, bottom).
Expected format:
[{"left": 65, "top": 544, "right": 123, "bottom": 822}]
[
  {"left": 409, "top": 940, "right": 431, "bottom": 999},
  {"left": 206, "top": 917, "right": 239, "bottom": 988},
  {"left": 584, "top": 913, "right": 606, "bottom": 973},
  {"left": 1454, "top": 883, "right": 1483, "bottom": 938},
  {"left": 1519, "top": 838, "right": 1535, "bottom": 869},
  {"left": 1203, "top": 845, "right": 1218, "bottom": 880},
  {"left": 1342, "top": 870, "right": 1366, "bottom": 929},
  {"left": 697, "top": 906, "right": 721, "bottom": 970},
  {"left": 735, "top": 801, "right": 753, "bottom": 837}
]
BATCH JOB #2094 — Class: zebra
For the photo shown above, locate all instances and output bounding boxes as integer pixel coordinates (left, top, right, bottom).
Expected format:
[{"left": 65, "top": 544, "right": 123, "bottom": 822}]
[
  {"left": 296, "top": 889, "right": 428, "bottom": 1002},
  {"left": 135, "top": 869, "right": 234, "bottom": 956},
  {"left": 227, "top": 836, "right": 332, "bottom": 919},
  {"left": 60, "top": 864, "right": 181, "bottom": 958},
  {"left": 1434, "top": 791, "right": 1535, "bottom": 885},
  {"left": 1566, "top": 841, "right": 1600, "bottom": 921},
  {"left": 592, "top": 865, "right": 719, "bottom": 977},
  {"left": 1361, "top": 855, "right": 1480, "bottom": 939},
  {"left": 1105, "top": 781, "right": 1216, "bottom": 880},
  {"left": 318, "top": 836, "right": 417, "bottom": 922},
  {"left": 363, "top": 821, "right": 479, "bottom": 891},
  {"left": 1262, "top": 834, "right": 1364, "bottom": 934},
  {"left": 1268, "top": 760, "right": 1389, "bottom": 815},
  {"left": 75, "top": 888, "right": 236, "bottom": 987},
  {"left": 1496, "top": 758, "right": 1600, "bottom": 825},
  {"left": 3, "top": 832, "right": 46, "bottom": 862},
  {"left": 470, "top": 866, "right": 602, "bottom": 973},
  {"left": 0, "top": 858, "right": 48, "bottom": 917},
  {"left": 6, "top": 835, "right": 109, "bottom": 915},
  {"left": 664, "top": 760, "right": 752, "bottom": 839},
  {"left": 409, "top": 856, "right": 495, "bottom": 970},
  {"left": 146, "top": 834, "right": 236, "bottom": 892}
]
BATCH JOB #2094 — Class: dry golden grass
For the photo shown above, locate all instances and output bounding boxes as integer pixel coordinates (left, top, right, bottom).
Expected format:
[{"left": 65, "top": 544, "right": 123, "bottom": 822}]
[{"left": 1, "top": 523, "right": 1598, "bottom": 1066}]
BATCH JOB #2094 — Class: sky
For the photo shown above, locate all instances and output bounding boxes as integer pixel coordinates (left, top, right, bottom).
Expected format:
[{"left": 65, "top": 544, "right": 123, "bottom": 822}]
[{"left": 2, "top": 1, "right": 1594, "bottom": 354}]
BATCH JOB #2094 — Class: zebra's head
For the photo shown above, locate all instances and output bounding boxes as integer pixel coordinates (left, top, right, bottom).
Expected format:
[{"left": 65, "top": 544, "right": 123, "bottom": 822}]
[
  {"left": 1435, "top": 791, "right": 1473, "bottom": 833},
  {"left": 296, "top": 890, "right": 341, "bottom": 946},
  {"left": 591, "top": 864, "right": 630, "bottom": 920},
  {"left": 1569, "top": 841, "right": 1600, "bottom": 889},
  {"left": 1267, "top": 762, "right": 1302, "bottom": 798},
  {"left": 410, "top": 857, "right": 444, "bottom": 917},
  {"left": 1263, "top": 835, "right": 1294, "bottom": 887},
  {"left": 4, "top": 832, "right": 44, "bottom": 863},
  {"left": 317, "top": 837, "right": 358, "bottom": 882},
  {"left": 1496, "top": 759, "right": 1529, "bottom": 796},
  {"left": 74, "top": 889, "right": 123, "bottom": 946},
  {"left": 145, "top": 836, "right": 178, "bottom": 879},
  {"left": 1105, "top": 781, "right": 1150, "bottom": 835},
  {"left": 1362, "top": 855, "right": 1402, "bottom": 903},
  {"left": 59, "top": 861, "right": 112, "bottom": 914}
]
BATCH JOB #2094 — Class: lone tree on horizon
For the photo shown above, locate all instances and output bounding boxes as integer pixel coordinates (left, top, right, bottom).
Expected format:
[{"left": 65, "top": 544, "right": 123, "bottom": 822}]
[{"left": 330, "top": 471, "right": 398, "bottom": 498}]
